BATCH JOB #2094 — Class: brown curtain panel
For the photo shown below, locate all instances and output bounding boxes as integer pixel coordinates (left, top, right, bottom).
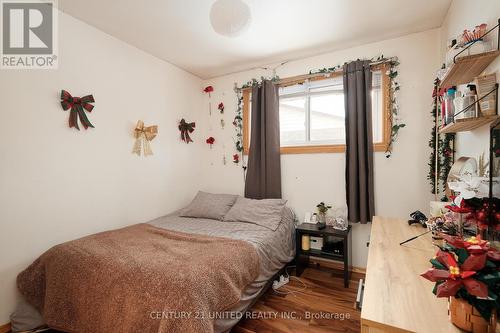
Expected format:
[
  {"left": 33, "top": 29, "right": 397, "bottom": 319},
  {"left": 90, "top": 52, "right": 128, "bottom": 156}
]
[
  {"left": 244, "top": 80, "right": 282, "bottom": 199},
  {"left": 343, "top": 60, "right": 374, "bottom": 224}
]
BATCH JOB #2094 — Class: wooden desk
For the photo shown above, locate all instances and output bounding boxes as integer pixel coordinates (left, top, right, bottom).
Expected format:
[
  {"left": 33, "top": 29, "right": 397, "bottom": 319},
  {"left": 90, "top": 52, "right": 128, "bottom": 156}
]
[{"left": 361, "top": 216, "right": 463, "bottom": 333}]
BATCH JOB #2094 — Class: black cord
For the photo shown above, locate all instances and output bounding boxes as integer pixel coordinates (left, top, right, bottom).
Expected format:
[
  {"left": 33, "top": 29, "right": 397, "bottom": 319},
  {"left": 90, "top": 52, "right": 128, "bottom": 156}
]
[{"left": 399, "top": 230, "right": 432, "bottom": 246}]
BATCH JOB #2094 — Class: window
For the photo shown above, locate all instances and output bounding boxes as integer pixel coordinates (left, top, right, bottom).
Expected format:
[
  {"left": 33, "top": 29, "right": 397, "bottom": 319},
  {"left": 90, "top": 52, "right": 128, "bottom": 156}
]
[{"left": 242, "top": 63, "right": 392, "bottom": 154}]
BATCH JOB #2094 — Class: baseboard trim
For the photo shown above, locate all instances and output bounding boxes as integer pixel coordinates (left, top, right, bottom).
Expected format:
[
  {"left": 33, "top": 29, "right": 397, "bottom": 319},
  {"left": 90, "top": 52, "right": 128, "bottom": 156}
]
[
  {"left": 309, "top": 256, "right": 367, "bottom": 275},
  {"left": 0, "top": 322, "right": 11, "bottom": 333}
]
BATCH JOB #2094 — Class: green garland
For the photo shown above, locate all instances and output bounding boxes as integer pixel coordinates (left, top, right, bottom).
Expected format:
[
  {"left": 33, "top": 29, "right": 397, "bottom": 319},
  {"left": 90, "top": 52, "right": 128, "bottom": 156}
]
[
  {"left": 233, "top": 56, "right": 404, "bottom": 162},
  {"left": 427, "top": 79, "right": 442, "bottom": 194},
  {"left": 440, "top": 133, "right": 455, "bottom": 201},
  {"left": 385, "top": 58, "right": 404, "bottom": 157},
  {"left": 232, "top": 75, "right": 279, "bottom": 169},
  {"left": 427, "top": 78, "right": 455, "bottom": 200},
  {"left": 233, "top": 88, "right": 244, "bottom": 154}
]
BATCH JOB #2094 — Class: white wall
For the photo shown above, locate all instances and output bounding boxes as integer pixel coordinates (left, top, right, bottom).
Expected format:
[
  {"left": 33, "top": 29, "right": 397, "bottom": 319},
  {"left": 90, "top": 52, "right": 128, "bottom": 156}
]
[
  {"left": 199, "top": 29, "right": 441, "bottom": 269},
  {"left": 0, "top": 12, "right": 202, "bottom": 323},
  {"left": 440, "top": 0, "right": 500, "bottom": 159}
]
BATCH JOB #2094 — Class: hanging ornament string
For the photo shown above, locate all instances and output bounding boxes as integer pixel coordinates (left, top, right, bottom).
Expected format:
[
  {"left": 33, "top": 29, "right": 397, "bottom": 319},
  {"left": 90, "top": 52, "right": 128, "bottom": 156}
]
[
  {"left": 132, "top": 120, "right": 158, "bottom": 156},
  {"left": 204, "top": 86, "right": 214, "bottom": 115},
  {"left": 206, "top": 136, "right": 215, "bottom": 148},
  {"left": 60, "top": 90, "right": 95, "bottom": 130},
  {"left": 178, "top": 118, "right": 196, "bottom": 144}
]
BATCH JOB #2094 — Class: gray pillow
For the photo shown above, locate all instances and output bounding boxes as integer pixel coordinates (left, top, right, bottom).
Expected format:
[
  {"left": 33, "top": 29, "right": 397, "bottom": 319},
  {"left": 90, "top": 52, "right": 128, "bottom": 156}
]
[
  {"left": 223, "top": 197, "right": 287, "bottom": 231},
  {"left": 180, "top": 191, "right": 238, "bottom": 220}
]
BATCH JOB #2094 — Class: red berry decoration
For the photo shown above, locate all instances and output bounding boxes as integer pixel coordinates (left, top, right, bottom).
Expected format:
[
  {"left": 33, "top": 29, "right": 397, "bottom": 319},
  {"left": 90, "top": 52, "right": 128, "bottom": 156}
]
[
  {"left": 495, "top": 212, "right": 500, "bottom": 222},
  {"left": 476, "top": 210, "right": 487, "bottom": 222}
]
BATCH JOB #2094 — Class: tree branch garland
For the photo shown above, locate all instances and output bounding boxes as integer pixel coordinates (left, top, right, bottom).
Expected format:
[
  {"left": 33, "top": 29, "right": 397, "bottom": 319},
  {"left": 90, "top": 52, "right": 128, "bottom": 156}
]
[
  {"left": 428, "top": 79, "right": 442, "bottom": 194},
  {"left": 440, "top": 133, "right": 455, "bottom": 201},
  {"left": 427, "top": 79, "right": 455, "bottom": 200},
  {"left": 385, "top": 58, "right": 404, "bottom": 157},
  {"left": 232, "top": 75, "right": 280, "bottom": 177}
]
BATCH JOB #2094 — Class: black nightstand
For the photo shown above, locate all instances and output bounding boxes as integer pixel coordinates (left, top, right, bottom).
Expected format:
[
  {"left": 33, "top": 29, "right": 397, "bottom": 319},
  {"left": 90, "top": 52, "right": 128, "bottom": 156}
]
[{"left": 295, "top": 223, "right": 352, "bottom": 287}]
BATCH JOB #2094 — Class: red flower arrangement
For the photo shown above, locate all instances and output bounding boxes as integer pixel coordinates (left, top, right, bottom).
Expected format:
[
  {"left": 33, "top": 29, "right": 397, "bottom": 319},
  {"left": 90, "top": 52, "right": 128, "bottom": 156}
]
[
  {"left": 233, "top": 154, "right": 239, "bottom": 164},
  {"left": 420, "top": 234, "right": 499, "bottom": 321},
  {"left": 206, "top": 136, "right": 215, "bottom": 148},
  {"left": 446, "top": 196, "right": 500, "bottom": 231},
  {"left": 218, "top": 102, "right": 224, "bottom": 114},
  {"left": 203, "top": 86, "right": 214, "bottom": 97}
]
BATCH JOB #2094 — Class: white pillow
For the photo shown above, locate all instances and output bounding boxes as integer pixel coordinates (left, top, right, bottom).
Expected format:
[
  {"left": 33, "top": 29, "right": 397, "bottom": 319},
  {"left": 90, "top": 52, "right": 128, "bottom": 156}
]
[{"left": 223, "top": 197, "right": 287, "bottom": 231}]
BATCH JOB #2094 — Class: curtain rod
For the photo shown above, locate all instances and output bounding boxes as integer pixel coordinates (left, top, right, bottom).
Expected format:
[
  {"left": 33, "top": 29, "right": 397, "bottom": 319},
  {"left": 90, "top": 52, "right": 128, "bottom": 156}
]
[{"left": 237, "top": 57, "right": 397, "bottom": 91}]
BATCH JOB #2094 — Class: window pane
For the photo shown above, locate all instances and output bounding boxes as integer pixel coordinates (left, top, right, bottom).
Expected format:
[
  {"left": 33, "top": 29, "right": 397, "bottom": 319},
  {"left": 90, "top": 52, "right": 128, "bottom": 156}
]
[
  {"left": 280, "top": 96, "right": 306, "bottom": 145},
  {"left": 310, "top": 93, "right": 345, "bottom": 143},
  {"left": 371, "top": 71, "right": 383, "bottom": 143},
  {"left": 273, "top": 70, "right": 385, "bottom": 150}
]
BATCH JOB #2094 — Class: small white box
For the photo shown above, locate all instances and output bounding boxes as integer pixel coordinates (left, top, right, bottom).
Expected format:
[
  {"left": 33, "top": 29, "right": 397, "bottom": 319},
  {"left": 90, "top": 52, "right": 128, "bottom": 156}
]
[{"left": 310, "top": 236, "right": 323, "bottom": 250}]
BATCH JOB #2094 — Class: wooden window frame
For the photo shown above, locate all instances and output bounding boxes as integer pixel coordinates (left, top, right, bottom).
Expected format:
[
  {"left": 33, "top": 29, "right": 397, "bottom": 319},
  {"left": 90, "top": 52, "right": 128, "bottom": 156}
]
[{"left": 242, "top": 63, "right": 392, "bottom": 154}]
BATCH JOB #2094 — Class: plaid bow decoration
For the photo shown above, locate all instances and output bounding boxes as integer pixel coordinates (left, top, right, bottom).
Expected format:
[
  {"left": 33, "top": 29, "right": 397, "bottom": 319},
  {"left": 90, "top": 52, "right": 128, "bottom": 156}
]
[
  {"left": 178, "top": 118, "right": 195, "bottom": 144},
  {"left": 60, "top": 90, "right": 95, "bottom": 130}
]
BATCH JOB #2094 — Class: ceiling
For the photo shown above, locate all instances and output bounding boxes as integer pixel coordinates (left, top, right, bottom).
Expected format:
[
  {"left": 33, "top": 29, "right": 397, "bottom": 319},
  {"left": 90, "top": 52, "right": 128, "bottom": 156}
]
[{"left": 59, "top": 0, "right": 452, "bottom": 79}]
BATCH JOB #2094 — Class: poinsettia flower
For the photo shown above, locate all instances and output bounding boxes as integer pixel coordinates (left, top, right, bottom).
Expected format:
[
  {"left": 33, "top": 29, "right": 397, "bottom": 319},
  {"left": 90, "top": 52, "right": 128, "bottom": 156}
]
[
  {"left": 441, "top": 234, "right": 488, "bottom": 252},
  {"left": 218, "top": 102, "right": 224, "bottom": 113},
  {"left": 233, "top": 154, "right": 239, "bottom": 164},
  {"left": 421, "top": 249, "right": 488, "bottom": 298},
  {"left": 445, "top": 196, "right": 472, "bottom": 213},
  {"left": 441, "top": 233, "right": 500, "bottom": 262}
]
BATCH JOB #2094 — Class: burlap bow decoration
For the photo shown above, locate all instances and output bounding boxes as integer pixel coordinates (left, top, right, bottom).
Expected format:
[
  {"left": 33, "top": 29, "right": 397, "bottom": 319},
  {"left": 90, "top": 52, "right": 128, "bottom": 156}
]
[
  {"left": 178, "top": 118, "right": 195, "bottom": 144},
  {"left": 132, "top": 120, "right": 158, "bottom": 156},
  {"left": 60, "top": 90, "right": 95, "bottom": 130}
]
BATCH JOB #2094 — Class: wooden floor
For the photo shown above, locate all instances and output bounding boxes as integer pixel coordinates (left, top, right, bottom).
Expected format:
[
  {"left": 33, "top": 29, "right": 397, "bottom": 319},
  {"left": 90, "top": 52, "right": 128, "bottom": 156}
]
[
  {"left": 233, "top": 267, "right": 364, "bottom": 333},
  {"left": 42, "top": 267, "right": 363, "bottom": 333}
]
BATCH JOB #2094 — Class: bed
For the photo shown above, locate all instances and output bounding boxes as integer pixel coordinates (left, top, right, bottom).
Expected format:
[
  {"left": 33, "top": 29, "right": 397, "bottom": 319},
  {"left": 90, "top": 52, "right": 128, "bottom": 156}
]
[{"left": 14, "top": 194, "right": 295, "bottom": 333}]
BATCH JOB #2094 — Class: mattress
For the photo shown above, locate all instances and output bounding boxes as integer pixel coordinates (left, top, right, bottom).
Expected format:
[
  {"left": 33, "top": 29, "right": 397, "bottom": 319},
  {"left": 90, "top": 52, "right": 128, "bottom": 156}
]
[
  {"left": 148, "top": 208, "right": 296, "bottom": 332},
  {"left": 11, "top": 209, "right": 295, "bottom": 333}
]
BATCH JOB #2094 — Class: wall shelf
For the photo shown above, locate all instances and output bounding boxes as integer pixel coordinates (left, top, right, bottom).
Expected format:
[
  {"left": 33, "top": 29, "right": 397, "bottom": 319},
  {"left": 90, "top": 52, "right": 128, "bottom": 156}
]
[
  {"left": 439, "top": 115, "right": 499, "bottom": 134},
  {"left": 440, "top": 50, "right": 500, "bottom": 88}
]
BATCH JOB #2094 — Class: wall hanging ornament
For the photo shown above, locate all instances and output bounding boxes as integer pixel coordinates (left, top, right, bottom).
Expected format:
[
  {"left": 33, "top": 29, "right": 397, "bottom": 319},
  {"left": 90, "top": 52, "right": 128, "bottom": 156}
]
[
  {"left": 203, "top": 85, "right": 214, "bottom": 97},
  {"left": 203, "top": 86, "right": 214, "bottom": 115},
  {"left": 60, "top": 90, "right": 95, "bottom": 130},
  {"left": 178, "top": 118, "right": 196, "bottom": 144},
  {"left": 218, "top": 102, "right": 224, "bottom": 114},
  {"left": 233, "top": 153, "right": 239, "bottom": 164},
  {"left": 132, "top": 120, "right": 158, "bottom": 156},
  {"left": 206, "top": 136, "right": 215, "bottom": 148}
]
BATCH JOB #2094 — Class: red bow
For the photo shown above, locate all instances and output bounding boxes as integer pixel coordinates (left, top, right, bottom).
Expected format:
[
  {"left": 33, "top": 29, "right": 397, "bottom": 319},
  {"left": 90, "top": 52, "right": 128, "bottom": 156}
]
[
  {"left": 178, "top": 119, "right": 195, "bottom": 144},
  {"left": 60, "top": 90, "right": 95, "bottom": 130}
]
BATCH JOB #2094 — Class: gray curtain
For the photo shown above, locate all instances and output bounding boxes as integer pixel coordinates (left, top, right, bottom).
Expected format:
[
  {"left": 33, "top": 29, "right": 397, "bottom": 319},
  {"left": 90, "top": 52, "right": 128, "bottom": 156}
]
[
  {"left": 244, "top": 80, "right": 282, "bottom": 199},
  {"left": 343, "top": 60, "right": 374, "bottom": 224}
]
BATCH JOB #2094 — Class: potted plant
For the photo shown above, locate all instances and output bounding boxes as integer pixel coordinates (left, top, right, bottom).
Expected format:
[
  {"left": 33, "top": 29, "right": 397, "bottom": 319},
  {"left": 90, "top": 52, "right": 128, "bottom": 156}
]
[
  {"left": 316, "top": 202, "right": 332, "bottom": 229},
  {"left": 420, "top": 234, "right": 499, "bottom": 333}
]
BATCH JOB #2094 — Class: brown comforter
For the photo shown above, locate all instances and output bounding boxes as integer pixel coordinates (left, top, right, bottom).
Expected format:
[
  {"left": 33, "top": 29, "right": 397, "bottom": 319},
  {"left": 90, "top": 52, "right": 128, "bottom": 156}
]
[{"left": 17, "top": 223, "right": 260, "bottom": 333}]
